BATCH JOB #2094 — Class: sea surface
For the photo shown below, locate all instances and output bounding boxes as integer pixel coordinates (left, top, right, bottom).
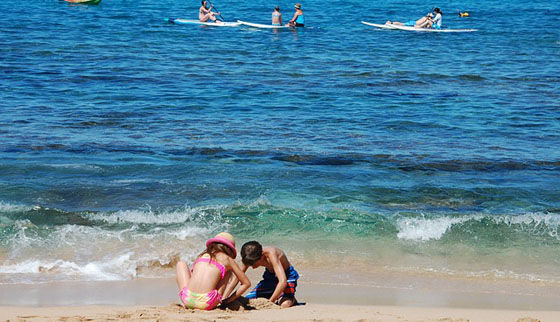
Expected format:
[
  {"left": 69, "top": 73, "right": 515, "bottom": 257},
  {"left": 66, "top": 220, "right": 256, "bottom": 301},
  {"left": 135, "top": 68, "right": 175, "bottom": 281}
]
[{"left": 1, "top": 0, "right": 559, "bottom": 290}]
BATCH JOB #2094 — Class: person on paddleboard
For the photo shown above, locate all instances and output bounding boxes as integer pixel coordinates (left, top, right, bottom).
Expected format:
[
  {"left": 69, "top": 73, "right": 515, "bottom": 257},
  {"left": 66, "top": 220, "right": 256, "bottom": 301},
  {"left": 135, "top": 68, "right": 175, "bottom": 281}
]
[
  {"left": 386, "top": 12, "right": 433, "bottom": 28},
  {"left": 287, "top": 3, "right": 304, "bottom": 27},
  {"left": 272, "top": 6, "right": 282, "bottom": 26},
  {"left": 199, "top": 0, "right": 221, "bottom": 23},
  {"left": 431, "top": 8, "right": 443, "bottom": 29}
]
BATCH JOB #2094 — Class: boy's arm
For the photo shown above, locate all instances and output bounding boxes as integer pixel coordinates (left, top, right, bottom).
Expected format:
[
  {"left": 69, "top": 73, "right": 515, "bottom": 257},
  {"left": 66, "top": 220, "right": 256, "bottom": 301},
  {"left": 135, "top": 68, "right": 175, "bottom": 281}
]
[
  {"left": 267, "top": 253, "right": 287, "bottom": 303},
  {"left": 223, "top": 262, "right": 248, "bottom": 299}
]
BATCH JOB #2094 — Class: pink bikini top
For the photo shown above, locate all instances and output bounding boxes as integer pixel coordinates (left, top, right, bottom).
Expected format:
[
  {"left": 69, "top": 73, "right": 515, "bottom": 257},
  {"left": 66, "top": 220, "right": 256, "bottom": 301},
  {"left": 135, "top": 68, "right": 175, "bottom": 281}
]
[{"left": 192, "top": 257, "right": 227, "bottom": 280}]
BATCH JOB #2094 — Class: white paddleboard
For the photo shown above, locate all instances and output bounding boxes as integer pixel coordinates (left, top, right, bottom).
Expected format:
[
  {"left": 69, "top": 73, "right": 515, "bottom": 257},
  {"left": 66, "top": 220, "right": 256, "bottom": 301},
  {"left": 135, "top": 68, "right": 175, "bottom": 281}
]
[
  {"left": 166, "top": 18, "right": 241, "bottom": 27},
  {"left": 361, "top": 21, "right": 477, "bottom": 32},
  {"left": 237, "top": 20, "right": 294, "bottom": 29},
  {"left": 361, "top": 21, "right": 397, "bottom": 29}
]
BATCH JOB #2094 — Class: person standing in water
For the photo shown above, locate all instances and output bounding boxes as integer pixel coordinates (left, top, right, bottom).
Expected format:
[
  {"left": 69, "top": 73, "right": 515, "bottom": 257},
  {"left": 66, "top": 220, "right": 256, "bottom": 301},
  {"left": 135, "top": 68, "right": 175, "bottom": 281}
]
[
  {"left": 271, "top": 6, "right": 282, "bottom": 26},
  {"left": 199, "top": 0, "right": 221, "bottom": 23},
  {"left": 287, "top": 3, "right": 304, "bottom": 27}
]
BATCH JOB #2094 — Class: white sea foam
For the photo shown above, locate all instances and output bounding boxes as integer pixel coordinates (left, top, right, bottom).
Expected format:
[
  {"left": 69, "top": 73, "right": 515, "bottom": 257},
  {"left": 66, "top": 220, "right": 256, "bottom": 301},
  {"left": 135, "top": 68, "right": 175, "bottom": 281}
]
[
  {"left": 2, "top": 212, "right": 215, "bottom": 283},
  {"left": 85, "top": 205, "right": 226, "bottom": 225},
  {"left": 0, "top": 244, "right": 204, "bottom": 284},
  {"left": 396, "top": 215, "right": 482, "bottom": 241},
  {"left": 0, "top": 253, "right": 137, "bottom": 282},
  {"left": 7, "top": 218, "right": 212, "bottom": 253},
  {"left": 490, "top": 213, "right": 560, "bottom": 239},
  {"left": 396, "top": 212, "right": 560, "bottom": 241},
  {"left": 0, "top": 201, "right": 34, "bottom": 213}
]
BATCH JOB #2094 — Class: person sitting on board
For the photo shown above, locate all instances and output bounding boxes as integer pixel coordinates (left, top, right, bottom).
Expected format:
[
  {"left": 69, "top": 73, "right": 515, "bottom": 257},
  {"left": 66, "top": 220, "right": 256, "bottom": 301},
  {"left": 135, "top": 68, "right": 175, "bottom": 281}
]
[
  {"left": 272, "top": 6, "right": 283, "bottom": 26},
  {"left": 199, "top": 0, "right": 221, "bottom": 23},
  {"left": 386, "top": 12, "right": 433, "bottom": 28},
  {"left": 287, "top": 3, "right": 304, "bottom": 27},
  {"left": 431, "top": 8, "right": 443, "bottom": 29}
]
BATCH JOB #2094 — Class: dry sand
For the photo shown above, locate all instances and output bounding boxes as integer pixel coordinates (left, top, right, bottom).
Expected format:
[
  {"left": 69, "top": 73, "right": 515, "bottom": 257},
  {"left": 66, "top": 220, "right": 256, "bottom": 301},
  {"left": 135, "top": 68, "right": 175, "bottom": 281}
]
[{"left": 1, "top": 299, "right": 559, "bottom": 322}]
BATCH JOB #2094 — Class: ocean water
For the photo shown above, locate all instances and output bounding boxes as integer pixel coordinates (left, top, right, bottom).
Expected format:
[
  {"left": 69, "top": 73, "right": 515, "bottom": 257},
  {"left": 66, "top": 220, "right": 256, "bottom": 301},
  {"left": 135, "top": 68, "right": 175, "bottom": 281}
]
[{"left": 1, "top": 0, "right": 559, "bottom": 288}]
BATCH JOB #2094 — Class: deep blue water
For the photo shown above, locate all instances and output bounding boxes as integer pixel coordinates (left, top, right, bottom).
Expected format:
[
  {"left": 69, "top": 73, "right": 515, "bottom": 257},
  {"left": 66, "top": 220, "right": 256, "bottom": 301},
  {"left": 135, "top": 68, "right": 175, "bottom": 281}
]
[{"left": 0, "top": 0, "right": 559, "bottom": 284}]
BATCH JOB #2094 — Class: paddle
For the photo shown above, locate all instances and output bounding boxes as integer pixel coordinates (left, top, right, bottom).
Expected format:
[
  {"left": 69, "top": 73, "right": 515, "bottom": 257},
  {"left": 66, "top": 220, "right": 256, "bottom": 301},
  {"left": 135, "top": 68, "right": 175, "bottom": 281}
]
[{"left": 208, "top": 1, "right": 225, "bottom": 22}]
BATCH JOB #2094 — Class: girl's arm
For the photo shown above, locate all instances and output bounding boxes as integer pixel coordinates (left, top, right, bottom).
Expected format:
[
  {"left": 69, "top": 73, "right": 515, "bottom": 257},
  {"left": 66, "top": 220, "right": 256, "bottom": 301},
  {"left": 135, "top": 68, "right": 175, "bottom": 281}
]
[
  {"left": 222, "top": 260, "right": 250, "bottom": 304},
  {"left": 223, "top": 262, "right": 247, "bottom": 299}
]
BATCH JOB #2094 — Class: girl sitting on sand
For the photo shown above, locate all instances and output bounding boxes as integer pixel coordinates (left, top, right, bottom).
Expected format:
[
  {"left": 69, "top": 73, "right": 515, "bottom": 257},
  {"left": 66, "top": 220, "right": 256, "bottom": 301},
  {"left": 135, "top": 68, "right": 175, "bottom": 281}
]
[{"left": 175, "top": 232, "right": 251, "bottom": 310}]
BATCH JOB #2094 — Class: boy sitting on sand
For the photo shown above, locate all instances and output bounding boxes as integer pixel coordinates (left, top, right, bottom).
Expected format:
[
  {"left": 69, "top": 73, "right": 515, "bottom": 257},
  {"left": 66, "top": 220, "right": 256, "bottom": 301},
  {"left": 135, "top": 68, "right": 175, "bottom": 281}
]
[{"left": 225, "top": 241, "right": 299, "bottom": 308}]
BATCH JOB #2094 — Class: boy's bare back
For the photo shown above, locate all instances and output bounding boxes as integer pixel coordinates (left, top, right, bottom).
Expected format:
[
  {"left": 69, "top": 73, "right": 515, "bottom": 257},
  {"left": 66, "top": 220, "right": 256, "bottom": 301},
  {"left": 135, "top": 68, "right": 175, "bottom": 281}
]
[{"left": 261, "top": 246, "right": 291, "bottom": 272}]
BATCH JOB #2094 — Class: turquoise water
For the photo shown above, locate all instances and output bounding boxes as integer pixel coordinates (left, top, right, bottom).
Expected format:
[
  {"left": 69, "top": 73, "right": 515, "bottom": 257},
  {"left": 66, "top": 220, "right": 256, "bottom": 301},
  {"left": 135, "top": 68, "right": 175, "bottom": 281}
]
[{"left": 0, "top": 0, "right": 559, "bottom": 285}]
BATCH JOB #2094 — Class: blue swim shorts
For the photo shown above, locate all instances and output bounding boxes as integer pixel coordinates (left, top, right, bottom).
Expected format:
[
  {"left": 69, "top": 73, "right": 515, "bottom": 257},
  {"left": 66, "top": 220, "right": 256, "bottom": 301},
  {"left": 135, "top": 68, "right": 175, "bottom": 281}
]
[{"left": 245, "top": 266, "right": 299, "bottom": 300}]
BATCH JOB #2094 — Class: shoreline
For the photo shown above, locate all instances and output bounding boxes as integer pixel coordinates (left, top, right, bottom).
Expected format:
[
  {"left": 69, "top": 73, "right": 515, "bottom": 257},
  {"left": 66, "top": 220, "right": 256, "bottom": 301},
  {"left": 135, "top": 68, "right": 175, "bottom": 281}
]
[
  {"left": 1, "top": 275, "right": 559, "bottom": 310},
  {"left": 2, "top": 269, "right": 559, "bottom": 322}
]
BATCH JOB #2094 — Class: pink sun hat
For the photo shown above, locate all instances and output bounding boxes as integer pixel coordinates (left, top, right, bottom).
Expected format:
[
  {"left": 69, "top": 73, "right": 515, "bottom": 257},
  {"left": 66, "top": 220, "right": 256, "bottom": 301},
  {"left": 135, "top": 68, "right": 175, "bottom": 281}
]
[{"left": 206, "top": 232, "right": 237, "bottom": 258}]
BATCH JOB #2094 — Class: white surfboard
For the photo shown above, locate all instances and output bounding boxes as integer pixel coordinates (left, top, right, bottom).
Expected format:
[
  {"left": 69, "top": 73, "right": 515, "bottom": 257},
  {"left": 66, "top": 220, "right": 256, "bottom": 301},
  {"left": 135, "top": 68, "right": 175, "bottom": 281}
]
[
  {"left": 361, "top": 21, "right": 476, "bottom": 32},
  {"left": 237, "top": 20, "right": 294, "bottom": 29},
  {"left": 165, "top": 18, "right": 241, "bottom": 27}
]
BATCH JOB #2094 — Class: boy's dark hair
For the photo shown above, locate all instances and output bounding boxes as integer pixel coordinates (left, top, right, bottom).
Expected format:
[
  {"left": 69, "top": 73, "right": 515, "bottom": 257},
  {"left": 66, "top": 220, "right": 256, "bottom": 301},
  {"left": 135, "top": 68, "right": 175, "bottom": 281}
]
[{"left": 241, "top": 241, "right": 263, "bottom": 265}]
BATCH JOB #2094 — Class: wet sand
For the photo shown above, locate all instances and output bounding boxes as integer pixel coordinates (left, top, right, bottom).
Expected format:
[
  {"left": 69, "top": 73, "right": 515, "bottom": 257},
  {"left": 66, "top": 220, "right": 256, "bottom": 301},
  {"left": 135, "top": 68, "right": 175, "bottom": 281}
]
[{"left": 1, "top": 273, "right": 559, "bottom": 322}]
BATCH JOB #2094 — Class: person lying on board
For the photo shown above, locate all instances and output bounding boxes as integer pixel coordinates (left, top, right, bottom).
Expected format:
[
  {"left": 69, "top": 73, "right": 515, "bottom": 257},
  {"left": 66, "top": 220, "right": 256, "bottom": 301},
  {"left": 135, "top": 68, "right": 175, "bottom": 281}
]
[
  {"left": 272, "top": 6, "right": 283, "bottom": 26},
  {"left": 386, "top": 12, "right": 434, "bottom": 28},
  {"left": 199, "top": 0, "right": 221, "bottom": 23}
]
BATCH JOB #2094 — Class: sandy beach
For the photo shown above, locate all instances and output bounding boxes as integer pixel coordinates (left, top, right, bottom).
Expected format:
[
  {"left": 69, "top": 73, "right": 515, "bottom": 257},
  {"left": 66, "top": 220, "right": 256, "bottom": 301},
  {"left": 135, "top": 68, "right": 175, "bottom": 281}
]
[
  {"left": 2, "top": 301, "right": 559, "bottom": 322},
  {"left": 1, "top": 275, "right": 559, "bottom": 322}
]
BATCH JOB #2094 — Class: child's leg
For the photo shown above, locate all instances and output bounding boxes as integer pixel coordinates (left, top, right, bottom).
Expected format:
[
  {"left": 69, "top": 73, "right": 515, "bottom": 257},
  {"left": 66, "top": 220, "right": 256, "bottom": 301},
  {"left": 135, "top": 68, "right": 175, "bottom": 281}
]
[
  {"left": 244, "top": 278, "right": 275, "bottom": 299},
  {"left": 200, "top": 14, "right": 211, "bottom": 22},
  {"left": 175, "top": 261, "right": 191, "bottom": 290},
  {"left": 278, "top": 296, "right": 295, "bottom": 308}
]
